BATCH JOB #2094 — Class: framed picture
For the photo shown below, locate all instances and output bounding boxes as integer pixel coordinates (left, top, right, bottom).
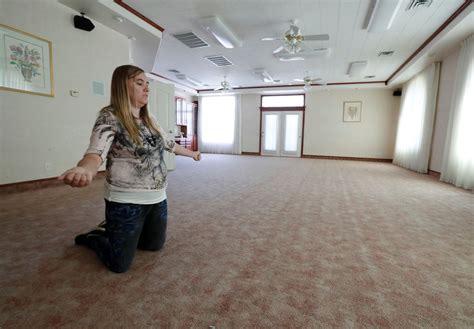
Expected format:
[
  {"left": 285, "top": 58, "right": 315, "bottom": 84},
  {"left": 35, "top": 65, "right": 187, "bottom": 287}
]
[
  {"left": 0, "top": 23, "right": 54, "bottom": 97},
  {"left": 343, "top": 101, "right": 362, "bottom": 122}
]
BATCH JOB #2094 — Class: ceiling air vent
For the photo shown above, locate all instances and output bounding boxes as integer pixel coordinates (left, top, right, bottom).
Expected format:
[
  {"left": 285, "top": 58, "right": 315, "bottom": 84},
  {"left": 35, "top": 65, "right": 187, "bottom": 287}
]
[
  {"left": 172, "top": 32, "right": 209, "bottom": 48},
  {"left": 205, "top": 55, "right": 233, "bottom": 67},
  {"left": 378, "top": 51, "right": 394, "bottom": 57},
  {"left": 406, "top": 0, "right": 433, "bottom": 11}
]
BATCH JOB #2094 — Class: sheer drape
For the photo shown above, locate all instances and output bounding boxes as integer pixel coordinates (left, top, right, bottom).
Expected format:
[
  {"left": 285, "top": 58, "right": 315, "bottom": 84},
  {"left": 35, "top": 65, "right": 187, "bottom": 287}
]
[
  {"left": 393, "top": 63, "right": 440, "bottom": 173},
  {"left": 198, "top": 95, "right": 241, "bottom": 154},
  {"left": 441, "top": 35, "right": 474, "bottom": 191}
]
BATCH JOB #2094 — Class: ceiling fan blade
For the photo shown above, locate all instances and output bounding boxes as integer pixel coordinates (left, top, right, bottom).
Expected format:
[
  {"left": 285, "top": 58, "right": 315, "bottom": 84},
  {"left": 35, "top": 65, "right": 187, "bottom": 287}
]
[
  {"left": 311, "top": 78, "right": 322, "bottom": 83},
  {"left": 295, "top": 48, "right": 331, "bottom": 58},
  {"left": 294, "top": 78, "right": 304, "bottom": 82},
  {"left": 302, "top": 34, "right": 330, "bottom": 41},
  {"left": 261, "top": 37, "right": 281, "bottom": 41},
  {"left": 301, "top": 41, "right": 314, "bottom": 52},
  {"left": 272, "top": 46, "right": 285, "bottom": 54},
  {"left": 214, "top": 87, "right": 223, "bottom": 91},
  {"left": 279, "top": 57, "right": 304, "bottom": 61}
]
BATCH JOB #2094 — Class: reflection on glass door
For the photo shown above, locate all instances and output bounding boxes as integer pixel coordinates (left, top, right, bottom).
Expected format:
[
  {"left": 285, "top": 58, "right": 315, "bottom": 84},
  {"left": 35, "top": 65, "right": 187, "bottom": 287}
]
[
  {"left": 262, "top": 113, "right": 279, "bottom": 155},
  {"left": 261, "top": 111, "right": 303, "bottom": 157}
]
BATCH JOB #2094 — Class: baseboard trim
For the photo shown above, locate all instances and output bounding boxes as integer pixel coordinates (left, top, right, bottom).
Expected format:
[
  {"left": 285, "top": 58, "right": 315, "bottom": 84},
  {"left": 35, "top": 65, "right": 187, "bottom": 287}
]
[
  {"left": 1, "top": 155, "right": 393, "bottom": 194},
  {"left": 302, "top": 154, "right": 393, "bottom": 162},
  {"left": 0, "top": 171, "right": 106, "bottom": 194},
  {"left": 428, "top": 170, "right": 441, "bottom": 178}
]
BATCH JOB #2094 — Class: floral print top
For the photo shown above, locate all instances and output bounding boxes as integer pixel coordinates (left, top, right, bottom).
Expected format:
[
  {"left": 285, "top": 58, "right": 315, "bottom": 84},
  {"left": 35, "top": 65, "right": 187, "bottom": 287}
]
[{"left": 85, "top": 107, "right": 175, "bottom": 192}]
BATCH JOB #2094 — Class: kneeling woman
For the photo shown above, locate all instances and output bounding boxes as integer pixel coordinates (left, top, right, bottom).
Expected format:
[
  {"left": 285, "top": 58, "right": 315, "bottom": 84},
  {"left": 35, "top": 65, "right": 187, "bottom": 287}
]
[{"left": 59, "top": 65, "right": 200, "bottom": 273}]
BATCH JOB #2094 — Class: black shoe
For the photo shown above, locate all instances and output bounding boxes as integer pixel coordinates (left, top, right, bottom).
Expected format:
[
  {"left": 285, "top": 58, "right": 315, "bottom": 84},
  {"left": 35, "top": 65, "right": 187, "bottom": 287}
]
[{"left": 74, "top": 229, "right": 104, "bottom": 246}]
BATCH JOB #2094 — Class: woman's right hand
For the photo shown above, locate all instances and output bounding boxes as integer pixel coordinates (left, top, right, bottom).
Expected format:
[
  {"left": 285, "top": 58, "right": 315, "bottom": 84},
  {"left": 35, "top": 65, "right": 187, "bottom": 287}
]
[{"left": 58, "top": 166, "right": 94, "bottom": 188}]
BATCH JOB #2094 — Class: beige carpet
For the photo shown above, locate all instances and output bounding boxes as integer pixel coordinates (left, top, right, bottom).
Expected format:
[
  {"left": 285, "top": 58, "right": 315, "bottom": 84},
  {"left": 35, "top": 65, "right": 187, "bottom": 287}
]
[{"left": 1, "top": 155, "right": 473, "bottom": 328}]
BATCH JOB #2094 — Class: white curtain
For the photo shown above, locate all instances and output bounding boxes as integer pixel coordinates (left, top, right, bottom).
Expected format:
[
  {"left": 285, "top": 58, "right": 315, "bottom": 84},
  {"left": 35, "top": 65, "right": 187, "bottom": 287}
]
[
  {"left": 198, "top": 95, "right": 241, "bottom": 154},
  {"left": 393, "top": 63, "right": 440, "bottom": 173},
  {"left": 441, "top": 35, "right": 474, "bottom": 191}
]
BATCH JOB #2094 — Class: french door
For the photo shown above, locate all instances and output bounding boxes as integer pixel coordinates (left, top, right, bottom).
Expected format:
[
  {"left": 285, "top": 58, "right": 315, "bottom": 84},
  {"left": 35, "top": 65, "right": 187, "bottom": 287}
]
[
  {"left": 261, "top": 111, "right": 303, "bottom": 157},
  {"left": 148, "top": 80, "right": 176, "bottom": 170}
]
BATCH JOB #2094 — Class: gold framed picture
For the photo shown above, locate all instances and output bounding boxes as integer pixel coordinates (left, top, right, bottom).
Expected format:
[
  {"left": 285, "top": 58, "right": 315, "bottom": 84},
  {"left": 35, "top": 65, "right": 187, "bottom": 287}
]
[
  {"left": 343, "top": 101, "right": 362, "bottom": 122},
  {"left": 0, "top": 23, "right": 54, "bottom": 97}
]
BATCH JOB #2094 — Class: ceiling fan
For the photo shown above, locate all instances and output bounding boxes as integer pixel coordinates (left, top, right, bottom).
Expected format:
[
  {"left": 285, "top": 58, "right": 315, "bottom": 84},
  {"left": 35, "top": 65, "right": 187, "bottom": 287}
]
[
  {"left": 214, "top": 76, "right": 234, "bottom": 91},
  {"left": 294, "top": 72, "right": 325, "bottom": 90},
  {"left": 262, "top": 20, "right": 329, "bottom": 55}
]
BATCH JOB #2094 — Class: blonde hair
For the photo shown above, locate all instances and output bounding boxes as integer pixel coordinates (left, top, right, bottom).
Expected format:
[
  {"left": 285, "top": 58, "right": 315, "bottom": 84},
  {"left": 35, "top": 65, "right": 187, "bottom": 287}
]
[{"left": 103, "top": 64, "right": 161, "bottom": 145}]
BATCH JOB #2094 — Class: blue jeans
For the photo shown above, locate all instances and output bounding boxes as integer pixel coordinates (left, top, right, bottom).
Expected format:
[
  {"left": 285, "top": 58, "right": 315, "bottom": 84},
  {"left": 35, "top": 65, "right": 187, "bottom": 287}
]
[{"left": 86, "top": 199, "right": 168, "bottom": 273}]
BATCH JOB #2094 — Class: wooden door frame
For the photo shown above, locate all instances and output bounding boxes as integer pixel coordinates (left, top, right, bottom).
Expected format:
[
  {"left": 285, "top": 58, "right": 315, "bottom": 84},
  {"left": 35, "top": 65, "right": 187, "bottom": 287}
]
[{"left": 259, "top": 106, "right": 306, "bottom": 156}]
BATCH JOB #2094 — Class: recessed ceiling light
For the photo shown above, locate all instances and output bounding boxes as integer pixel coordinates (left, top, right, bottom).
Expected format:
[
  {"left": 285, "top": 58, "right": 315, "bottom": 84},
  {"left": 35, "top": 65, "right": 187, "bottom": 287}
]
[
  {"left": 115, "top": 16, "right": 124, "bottom": 23},
  {"left": 364, "top": 75, "right": 376, "bottom": 79},
  {"left": 347, "top": 61, "right": 368, "bottom": 78}
]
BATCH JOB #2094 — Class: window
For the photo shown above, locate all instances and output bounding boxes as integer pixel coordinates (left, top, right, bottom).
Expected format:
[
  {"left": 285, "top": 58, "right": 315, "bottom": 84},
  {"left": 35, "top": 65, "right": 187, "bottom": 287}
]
[
  {"left": 198, "top": 95, "right": 241, "bottom": 154},
  {"left": 261, "top": 95, "right": 305, "bottom": 107}
]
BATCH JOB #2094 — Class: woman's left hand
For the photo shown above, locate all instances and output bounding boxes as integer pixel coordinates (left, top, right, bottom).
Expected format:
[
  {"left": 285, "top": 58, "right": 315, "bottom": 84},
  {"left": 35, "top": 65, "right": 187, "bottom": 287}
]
[{"left": 193, "top": 151, "right": 201, "bottom": 161}]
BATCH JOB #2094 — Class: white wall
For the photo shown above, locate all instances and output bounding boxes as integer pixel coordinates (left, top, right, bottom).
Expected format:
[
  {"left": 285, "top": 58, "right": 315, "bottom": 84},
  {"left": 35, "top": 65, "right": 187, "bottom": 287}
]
[
  {"left": 429, "top": 48, "right": 460, "bottom": 172},
  {"left": 0, "top": 0, "right": 129, "bottom": 184},
  {"left": 241, "top": 94, "right": 260, "bottom": 152},
  {"left": 304, "top": 89, "right": 399, "bottom": 158},
  {"left": 240, "top": 89, "right": 399, "bottom": 158}
]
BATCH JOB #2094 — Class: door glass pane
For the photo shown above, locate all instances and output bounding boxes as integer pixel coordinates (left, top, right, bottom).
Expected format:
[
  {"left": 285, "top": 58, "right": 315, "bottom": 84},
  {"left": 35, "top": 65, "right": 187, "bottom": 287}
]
[
  {"left": 186, "top": 103, "right": 193, "bottom": 134},
  {"left": 175, "top": 99, "right": 182, "bottom": 124},
  {"left": 262, "top": 95, "right": 304, "bottom": 107},
  {"left": 187, "top": 109, "right": 193, "bottom": 135},
  {"left": 264, "top": 114, "right": 278, "bottom": 151},
  {"left": 284, "top": 114, "right": 298, "bottom": 152}
]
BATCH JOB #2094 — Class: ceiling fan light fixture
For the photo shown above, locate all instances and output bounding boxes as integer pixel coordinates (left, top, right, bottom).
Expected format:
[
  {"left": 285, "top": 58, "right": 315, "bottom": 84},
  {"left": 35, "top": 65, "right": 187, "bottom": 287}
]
[
  {"left": 198, "top": 16, "right": 242, "bottom": 48},
  {"left": 214, "top": 77, "right": 234, "bottom": 92},
  {"left": 285, "top": 42, "right": 302, "bottom": 54}
]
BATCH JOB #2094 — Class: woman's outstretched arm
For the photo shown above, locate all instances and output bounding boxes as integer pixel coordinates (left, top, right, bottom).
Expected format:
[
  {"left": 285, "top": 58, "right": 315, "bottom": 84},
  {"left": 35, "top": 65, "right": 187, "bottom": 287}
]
[
  {"left": 174, "top": 144, "right": 201, "bottom": 161},
  {"left": 58, "top": 154, "right": 102, "bottom": 187}
]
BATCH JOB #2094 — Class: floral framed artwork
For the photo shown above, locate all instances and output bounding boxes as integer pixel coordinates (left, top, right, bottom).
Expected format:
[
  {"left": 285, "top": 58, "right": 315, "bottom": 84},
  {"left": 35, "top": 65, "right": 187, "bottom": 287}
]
[
  {"left": 0, "top": 23, "right": 54, "bottom": 97},
  {"left": 343, "top": 101, "right": 362, "bottom": 122}
]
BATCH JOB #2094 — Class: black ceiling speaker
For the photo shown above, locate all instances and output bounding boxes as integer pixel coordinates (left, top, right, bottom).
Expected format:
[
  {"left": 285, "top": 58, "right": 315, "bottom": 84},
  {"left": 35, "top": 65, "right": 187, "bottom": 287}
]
[
  {"left": 393, "top": 89, "right": 402, "bottom": 97},
  {"left": 74, "top": 13, "right": 95, "bottom": 32}
]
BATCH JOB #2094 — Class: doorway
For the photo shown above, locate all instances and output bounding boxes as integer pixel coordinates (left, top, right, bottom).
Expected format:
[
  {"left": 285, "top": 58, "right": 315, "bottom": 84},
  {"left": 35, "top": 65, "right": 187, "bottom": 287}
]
[{"left": 261, "top": 111, "right": 303, "bottom": 157}]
